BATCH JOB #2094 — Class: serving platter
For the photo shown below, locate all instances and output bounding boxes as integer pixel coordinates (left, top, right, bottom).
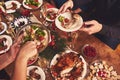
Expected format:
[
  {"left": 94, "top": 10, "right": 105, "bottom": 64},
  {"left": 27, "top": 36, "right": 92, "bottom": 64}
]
[
  {"left": 17, "top": 22, "right": 50, "bottom": 53},
  {"left": 50, "top": 50, "right": 87, "bottom": 80},
  {"left": 88, "top": 60, "right": 120, "bottom": 80}
]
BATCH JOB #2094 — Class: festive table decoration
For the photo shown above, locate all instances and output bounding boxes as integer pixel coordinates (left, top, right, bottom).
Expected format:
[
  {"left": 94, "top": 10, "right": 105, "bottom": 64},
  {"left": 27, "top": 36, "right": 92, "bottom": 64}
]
[{"left": 39, "top": 31, "right": 67, "bottom": 60}]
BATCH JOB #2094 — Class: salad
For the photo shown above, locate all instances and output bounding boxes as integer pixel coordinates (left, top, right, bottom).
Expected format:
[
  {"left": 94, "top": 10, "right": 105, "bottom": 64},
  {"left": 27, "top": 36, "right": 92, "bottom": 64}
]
[
  {"left": 24, "top": 0, "right": 40, "bottom": 9},
  {"left": 18, "top": 23, "right": 49, "bottom": 53}
]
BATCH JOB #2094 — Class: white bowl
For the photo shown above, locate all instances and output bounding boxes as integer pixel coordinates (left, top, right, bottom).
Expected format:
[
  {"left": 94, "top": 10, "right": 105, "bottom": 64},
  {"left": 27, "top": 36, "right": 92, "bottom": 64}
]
[{"left": 27, "top": 65, "right": 45, "bottom": 80}]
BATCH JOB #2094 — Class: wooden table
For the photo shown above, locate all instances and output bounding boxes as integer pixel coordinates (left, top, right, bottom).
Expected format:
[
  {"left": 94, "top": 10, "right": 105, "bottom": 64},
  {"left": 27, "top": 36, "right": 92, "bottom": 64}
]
[{"left": 0, "top": 0, "right": 120, "bottom": 79}]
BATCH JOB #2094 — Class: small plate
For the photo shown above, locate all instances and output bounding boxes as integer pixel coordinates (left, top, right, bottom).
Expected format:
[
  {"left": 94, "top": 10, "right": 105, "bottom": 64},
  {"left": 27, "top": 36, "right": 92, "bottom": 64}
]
[
  {"left": 0, "top": 22, "right": 7, "bottom": 35},
  {"left": 0, "top": 35, "right": 13, "bottom": 54},
  {"left": 5, "top": 0, "right": 21, "bottom": 13},
  {"left": 22, "top": 0, "right": 43, "bottom": 10},
  {"left": 27, "top": 65, "right": 45, "bottom": 80},
  {"left": 55, "top": 12, "right": 83, "bottom": 32},
  {"left": 46, "top": 8, "right": 58, "bottom": 22}
]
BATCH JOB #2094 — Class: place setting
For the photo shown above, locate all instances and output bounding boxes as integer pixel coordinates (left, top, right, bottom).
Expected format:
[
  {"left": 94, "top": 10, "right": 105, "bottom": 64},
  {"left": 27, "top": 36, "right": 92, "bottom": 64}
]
[{"left": 0, "top": 0, "right": 120, "bottom": 80}]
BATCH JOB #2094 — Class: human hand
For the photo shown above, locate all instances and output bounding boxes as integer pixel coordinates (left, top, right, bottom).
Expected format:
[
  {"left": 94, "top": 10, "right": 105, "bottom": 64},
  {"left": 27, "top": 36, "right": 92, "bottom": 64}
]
[
  {"left": 9, "top": 34, "right": 23, "bottom": 59},
  {"left": 80, "top": 20, "right": 102, "bottom": 35},
  {"left": 17, "top": 41, "right": 37, "bottom": 61},
  {"left": 58, "top": 0, "right": 73, "bottom": 13}
]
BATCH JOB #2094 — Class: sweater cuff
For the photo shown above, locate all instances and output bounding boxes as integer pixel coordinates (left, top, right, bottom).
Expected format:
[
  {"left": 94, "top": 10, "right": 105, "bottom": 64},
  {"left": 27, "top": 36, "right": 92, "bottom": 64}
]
[{"left": 98, "top": 24, "right": 109, "bottom": 35}]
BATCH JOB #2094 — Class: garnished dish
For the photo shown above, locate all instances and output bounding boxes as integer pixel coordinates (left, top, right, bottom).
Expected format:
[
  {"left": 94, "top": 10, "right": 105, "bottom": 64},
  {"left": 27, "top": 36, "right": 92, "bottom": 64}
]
[
  {"left": 46, "top": 8, "right": 58, "bottom": 22},
  {"left": 82, "top": 44, "right": 97, "bottom": 58},
  {"left": 0, "top": 22, "right": 7, "bottom": 35},
  {"left": 22, "top": 0, "right": 43, "bottom": 10},
  {"left": 11, "top": 16, "right": 30, "bottom": 30},
  {"left": 4, "top": 0, "right": 21, "bottom": 13},
  {"left": 55, "top": 12, "right": 83, "bottom": 32},
  {"left": 17, "top": 23, "right": 50, "bottom": 53},
  {"left": 50, "top": 50, "right": 87, "bottom": 80},
  {"left": 88, "top": 60, "right": 120, "bottom": 80},
  {"left": 27, "top": 66, "right": 45, "bottom": 80},
  {"left": 0, "top": 35, "right": 12, "bottom": 54},
  {"left": 17, "top": 23, "right": 50, "bottom": 65}
]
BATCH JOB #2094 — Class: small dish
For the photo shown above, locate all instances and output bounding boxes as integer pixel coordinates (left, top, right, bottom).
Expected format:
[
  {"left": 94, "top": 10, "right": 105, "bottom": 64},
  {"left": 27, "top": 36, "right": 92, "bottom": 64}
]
[
  {"left": 27, "top": 65, "right": 45, "bottom": 80},
  {"left": 82, "top": 44, "right": 97, "bottom": 59},
  {"left": 45, "top": 8, "right": 58, "bottom": 22},
  {"left": 22, "top": 0, "right": 43, "bottom": 10},
  {"left": 0, "top": 35, "right": 12, "bottom": 54},
  {"left": 55, "top": 12, "right": 83, "bottom": 32},
  {"left": 5, "top": 0, "right": 21, "bottom": 13},
  {"left": 0, "top": 22, "right": 7, "bottom": 35}
]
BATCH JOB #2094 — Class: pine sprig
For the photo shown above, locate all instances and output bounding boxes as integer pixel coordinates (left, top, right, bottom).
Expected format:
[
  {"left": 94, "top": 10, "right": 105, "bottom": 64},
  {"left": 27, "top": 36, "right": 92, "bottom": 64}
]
[{"left": 39, "top": 31, "right": 67, "bottom": 60}]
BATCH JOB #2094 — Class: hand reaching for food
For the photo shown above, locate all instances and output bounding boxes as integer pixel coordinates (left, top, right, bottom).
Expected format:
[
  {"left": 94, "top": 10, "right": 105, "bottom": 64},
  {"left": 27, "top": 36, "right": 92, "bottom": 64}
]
[
  {"left": 80, "top": 20, "right": 103, "bottom": 35},
  {"left": 17, "top": 41, "right": 38, "bottom": 61},
  {"left": 58, "top": 0, "right": 73, "bottom": 13}
]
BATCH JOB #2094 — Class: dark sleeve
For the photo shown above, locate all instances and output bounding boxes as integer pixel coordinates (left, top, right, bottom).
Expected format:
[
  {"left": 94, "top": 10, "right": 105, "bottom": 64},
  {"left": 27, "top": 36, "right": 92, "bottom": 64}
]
[{"left": 98, "top": 24, "right": 120, "bottom": 39}]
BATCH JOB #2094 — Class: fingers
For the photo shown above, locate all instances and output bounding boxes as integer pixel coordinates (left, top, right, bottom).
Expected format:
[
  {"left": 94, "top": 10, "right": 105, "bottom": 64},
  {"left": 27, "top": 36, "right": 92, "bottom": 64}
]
[
  {"left": 15, "top": 34, "right": 24, "bottom": 45},
  {"left": 58, "top": 5, "right": 65, "bottom": 13}
]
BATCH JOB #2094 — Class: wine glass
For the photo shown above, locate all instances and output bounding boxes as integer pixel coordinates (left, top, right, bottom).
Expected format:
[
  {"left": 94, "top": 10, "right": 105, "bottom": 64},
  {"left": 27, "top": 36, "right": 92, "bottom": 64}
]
[
  {"left": 39, "top": 4, "right": 50, "bottom": 26},
  {"left": 67, "top": 31, "right": 78, "bottom": 49}
]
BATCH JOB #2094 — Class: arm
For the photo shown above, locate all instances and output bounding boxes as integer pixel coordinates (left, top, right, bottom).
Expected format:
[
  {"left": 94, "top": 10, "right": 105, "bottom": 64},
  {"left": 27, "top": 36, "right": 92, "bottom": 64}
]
[
  {"left": 11, "top": 41, "right": 37, "bottom": 80},
  {"left": 80, "top": 20, "right": 120, "bottom": 39},
  {"left": 98, "top": 24, "right": 120, "bottom": 39}
]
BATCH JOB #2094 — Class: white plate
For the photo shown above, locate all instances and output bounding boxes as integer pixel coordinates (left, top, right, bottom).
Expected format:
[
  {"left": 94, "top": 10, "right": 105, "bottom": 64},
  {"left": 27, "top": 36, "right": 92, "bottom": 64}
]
[
  {"left": 27, "top": 65, "right": 45, "bottom": 80},
  {"left": 46, "top": 8, "right": 58, "bottom": 22},
  {"left": 22, "top": 0, "right": 43, "bottom": 9},
  {"left": 0, "top": 22, "right": 7, "bottom": 35},
  {"left": 0, "top": 35, "right": 13, "bottom": 54},
  {"left": 55, "top": 12, "right": 83, "bottom": 32},
  {"left": 50, "top": 50, "right": 87, "bottom": 80},
  {"left": 5, "top": 0, "right": 21, "bottom": 13}
]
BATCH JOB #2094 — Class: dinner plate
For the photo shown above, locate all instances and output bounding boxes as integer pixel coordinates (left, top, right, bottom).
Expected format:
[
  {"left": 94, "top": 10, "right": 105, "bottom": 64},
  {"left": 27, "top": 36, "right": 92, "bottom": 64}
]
[
  {"left": 55, "top": 12, "right": 83, "bottom": 32},
  {"left": 46, "top": 8, "right": 58, "bottom": 22},
  {"left": 22, "top": 0, "right": 43, "bottom": 10},
  {"left": 50, "top": 50, "right": 87, "bottom": 80},
  {"left": 27, "top": 65, "right": 45, "bottom": 80},
  {"left": 5, "top": 0, "right": 21, "bottom": 13},
  {"left": 0, "top": 22, "right": 7, "bottom": 35},
  {"left": 0, "top": 35, "right": 12, "bottom": 54}
]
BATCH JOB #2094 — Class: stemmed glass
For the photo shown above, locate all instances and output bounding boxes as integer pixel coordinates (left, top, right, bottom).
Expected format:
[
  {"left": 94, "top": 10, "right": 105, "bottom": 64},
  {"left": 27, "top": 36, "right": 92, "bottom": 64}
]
[
  {"left": 39, "top": 4, "right": 50, "bottom": 27},
  {"left": 67, "top": 31, "right": 78, "bottom": 49}
]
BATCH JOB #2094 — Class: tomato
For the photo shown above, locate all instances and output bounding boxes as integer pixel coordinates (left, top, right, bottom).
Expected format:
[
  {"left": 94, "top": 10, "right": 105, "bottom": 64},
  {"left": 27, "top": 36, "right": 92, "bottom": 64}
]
[
  {"left": 64, "top": 18, "right": 69, "bottom": 23},
  {"left": 39, "top": 36, "right": 44, "bottom": 41}
]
